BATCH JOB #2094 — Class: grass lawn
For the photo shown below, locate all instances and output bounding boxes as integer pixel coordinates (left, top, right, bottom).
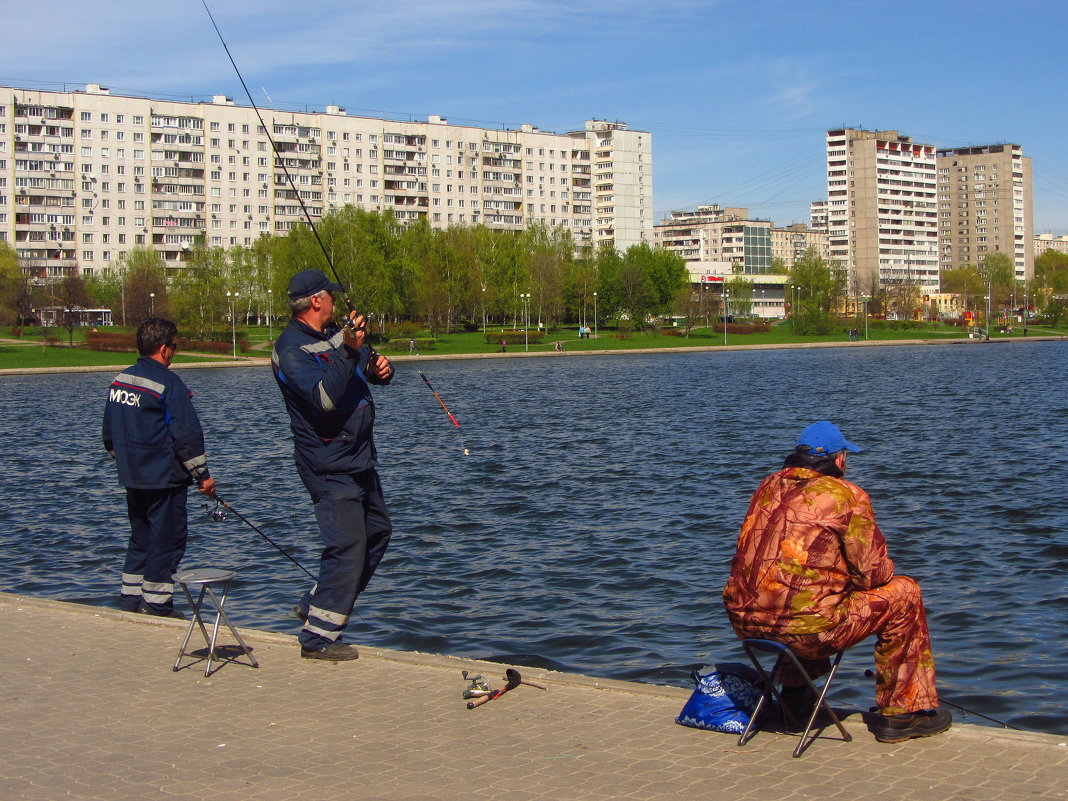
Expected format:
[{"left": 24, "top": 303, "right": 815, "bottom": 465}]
[{"left": 2, "top": 322, "right": 1066, "bottom": 371}]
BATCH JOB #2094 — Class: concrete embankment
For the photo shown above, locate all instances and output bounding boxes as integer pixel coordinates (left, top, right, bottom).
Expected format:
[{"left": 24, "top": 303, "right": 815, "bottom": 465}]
[{"left": 0, "top": 593, "right": 1064, "bottom": 800}]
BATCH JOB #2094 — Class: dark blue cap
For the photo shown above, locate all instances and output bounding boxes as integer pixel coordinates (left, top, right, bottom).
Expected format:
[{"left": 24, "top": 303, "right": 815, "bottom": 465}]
[
  {"left": 796, "top": 421, "right": 861, "bottom": 455},
  {"left": 287, "top": 269, "right": 343, "bottom": 300}
]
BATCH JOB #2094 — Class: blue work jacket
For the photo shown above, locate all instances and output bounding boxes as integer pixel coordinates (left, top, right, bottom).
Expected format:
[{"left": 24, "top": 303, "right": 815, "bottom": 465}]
[
  {"left": 272, "top": 317, "right": 390, "bottom": 475},
  {"left": 102, "top": 356, "right": 210, "bottom": 489}
]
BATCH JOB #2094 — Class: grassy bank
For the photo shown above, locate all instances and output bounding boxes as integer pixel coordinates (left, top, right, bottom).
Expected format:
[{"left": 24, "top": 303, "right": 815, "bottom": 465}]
[{"left": 2, "top": 322, "right": 1066, "bottom": 371}]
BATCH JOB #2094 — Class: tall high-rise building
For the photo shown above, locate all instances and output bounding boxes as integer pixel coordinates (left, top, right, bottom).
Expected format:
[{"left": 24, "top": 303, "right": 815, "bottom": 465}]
[
  {"left": 0, "top": 83, "right": 651, "bottom": 278},
  {"left": 577, "top": 120, "right": 653, "bottom": 251},
  {"left": 826, "top": 128, "right": 939, "bottom": 295},
  {"left": 935, "top": 144, "right": 1032, "bottom": 280}
]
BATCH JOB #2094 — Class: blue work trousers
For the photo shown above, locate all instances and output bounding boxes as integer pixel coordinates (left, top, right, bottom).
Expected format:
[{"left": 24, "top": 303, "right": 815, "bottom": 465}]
[
  {"left": 295, "top": 468, "right": 392, "bottom": 650},
  {"left": 121, "top": 486, "right": 188, "bottom": 614}
]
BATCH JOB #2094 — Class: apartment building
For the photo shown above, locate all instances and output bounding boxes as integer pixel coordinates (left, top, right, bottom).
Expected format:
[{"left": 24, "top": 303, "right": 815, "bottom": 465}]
[
  {"left": 653, "top": 205, "right": 772, "bottom": 272},
  {"left": 1034, "top": 232, "right": 1068, "bottom": 256},
  {"left": 0, "top": 83, "right": 652, "bottom": 278},
  {"left": 582, "top": 120, "right": 653, "bottom": 250},
  {"left": 826, "top": 128, "right": 939, "bottom": 295},
  {"left": 936, "top": 144, "right": 1033, "bottom": 280},
  {"left": 809, "top": 199, "right": 828, "bottom": 232},
  {"left": 770, "top": 223, "right": 828, "bottom": 268}
]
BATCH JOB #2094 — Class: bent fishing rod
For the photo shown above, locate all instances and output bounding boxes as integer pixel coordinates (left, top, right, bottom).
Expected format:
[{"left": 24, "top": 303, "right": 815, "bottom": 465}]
[
  {"left": 207, "top": 495, "right": 317, "bottom": 581},
  {"left": 201, "top": 0, "right": 363, "bottom": 331}
]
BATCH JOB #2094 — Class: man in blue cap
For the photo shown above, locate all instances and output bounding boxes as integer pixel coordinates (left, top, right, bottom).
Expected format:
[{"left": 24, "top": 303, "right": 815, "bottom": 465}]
[
  {"left": 272, "top": 269, "right": 394, "bottom": 661},
  {"left": 723, "top": 421, "right": 951, "bottom": 743}
]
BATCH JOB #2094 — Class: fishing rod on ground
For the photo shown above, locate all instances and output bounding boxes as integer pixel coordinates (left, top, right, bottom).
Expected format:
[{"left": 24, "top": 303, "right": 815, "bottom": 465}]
[
  {"left": 418, "top": 370, "right": 469, "bottom": 455},
  {"left": 205, "top": 495, "right": 317, "bottom": 581},
  {"left": 200, "top": 0, "right": 363, "bottom": 335}
]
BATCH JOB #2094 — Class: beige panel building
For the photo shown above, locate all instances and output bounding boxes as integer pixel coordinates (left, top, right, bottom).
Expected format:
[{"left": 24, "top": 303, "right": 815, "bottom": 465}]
[
  {"left": 1034, "top": 233, "right": 1068, "bottom": 256},
  {"left": 936, "top": 144, "right": 1032, "bottom": 280},
  {"left": 770, "top": 223, "right": 828, "bottom": 268},
  {"left": 0, "top": 83, "right": 651, "bottom": 278},
  {"left": 826, "top": 128, "right": 939, "bottom": 295}
]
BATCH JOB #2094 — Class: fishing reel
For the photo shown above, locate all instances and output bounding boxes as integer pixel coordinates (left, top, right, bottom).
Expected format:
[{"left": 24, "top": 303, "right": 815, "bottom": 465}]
[
  {"left": 461, "top": 670, "right": 491, "bottom": 699},
  {"left": 203, "top": 499, "right": 228, "bottom": 522}
]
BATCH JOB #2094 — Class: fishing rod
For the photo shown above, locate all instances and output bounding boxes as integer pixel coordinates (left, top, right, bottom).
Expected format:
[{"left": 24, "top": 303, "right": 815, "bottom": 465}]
[
  {"left": 419, "top": 370, "right": 469, "bottom": 455},
  {"left": 200, "top": 0, "right": 363, "bottom": 331},
  {"left": 862, "top": 669, "right": 1019, "bottom": 729},
  {"left": 206, "top": 496, "right": 317, "bottom": 581}
]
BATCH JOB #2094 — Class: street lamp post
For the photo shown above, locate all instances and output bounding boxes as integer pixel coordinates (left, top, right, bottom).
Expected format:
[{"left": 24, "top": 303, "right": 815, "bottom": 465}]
[
  {"left": 723, "top": 288, "right": 728, "bottom": 346},
  {"left": 520, "top": 293, "right": 530, "bottom": 352},
  {"left": 267, "top": 288, "right": 273, "bottom": 343},
  {"left": 862, "top": 295, "right": 870, "bottom": 340},
  {"left": 226, "top": 291, "right": 238, "bottom": 359},
  {"left": 149, "top": 292, "right": 155, "bottom": 317},
  {"left": 592, "top": 292, "right": 598, "bottom": 340}
]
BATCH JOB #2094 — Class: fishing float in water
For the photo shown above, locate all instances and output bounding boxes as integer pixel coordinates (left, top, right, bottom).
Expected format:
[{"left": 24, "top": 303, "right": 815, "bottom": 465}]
[{"left": 418, "top": 370, "right": 469, "bottom": 455}]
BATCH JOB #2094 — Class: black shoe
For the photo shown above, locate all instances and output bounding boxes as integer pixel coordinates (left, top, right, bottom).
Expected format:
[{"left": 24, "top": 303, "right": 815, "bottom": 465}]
[
  {"left": 872, "top": 707, "right": 952, "bottom": 743},
  {"left": 137, "top": 603, "right": 186, "bottom": 620},
  {"left": 301, "top": 642, "right": 359, "bottom": 661},
  {"left": 292, "top": 604, "right": 308, "bottom": 623}
]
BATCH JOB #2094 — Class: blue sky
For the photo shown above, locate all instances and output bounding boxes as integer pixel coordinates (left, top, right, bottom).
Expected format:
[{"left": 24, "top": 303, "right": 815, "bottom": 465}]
[{"left": 5, "top": 0, "right": 1068, "bottom": 233}]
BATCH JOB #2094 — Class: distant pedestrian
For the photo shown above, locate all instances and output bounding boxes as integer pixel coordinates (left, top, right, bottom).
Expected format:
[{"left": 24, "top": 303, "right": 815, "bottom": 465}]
[
  {"left": 554, "top": 340, "right": 564, "bottom": 352},
  {"left": 500, "top": 338, "right": 508, "bottom": 353},
  {"left": 408, "top": 338, "right": 416, "bottom": 355},
  {"left": 102, "top": 318, "right": 216, "bottom": 618}
]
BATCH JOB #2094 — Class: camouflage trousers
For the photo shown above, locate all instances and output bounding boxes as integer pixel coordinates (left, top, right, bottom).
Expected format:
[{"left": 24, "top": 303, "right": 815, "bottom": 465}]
[{"left": 734, "top": 575, "right": 939, "bottom": 715}]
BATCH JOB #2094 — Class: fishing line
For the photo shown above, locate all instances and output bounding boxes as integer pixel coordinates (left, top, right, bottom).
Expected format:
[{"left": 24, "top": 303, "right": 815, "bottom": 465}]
[
  {"left": 863, "top": 669, "right": 1019, "bottom": 729},
  {"left": 206, "top": 496, "right": 317, "bottom": 581},
  {"left": 419, "top": 370, "right": 469, "bottom": 455},
  {"left": 200, "top": 0, "right": 362, "bottom": 326}
]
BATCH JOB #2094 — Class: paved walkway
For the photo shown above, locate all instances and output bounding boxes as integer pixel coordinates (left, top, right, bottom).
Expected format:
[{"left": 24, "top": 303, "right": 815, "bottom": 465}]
[{"left": 1, "top": 593, "right": 1064, "bottom": 800}]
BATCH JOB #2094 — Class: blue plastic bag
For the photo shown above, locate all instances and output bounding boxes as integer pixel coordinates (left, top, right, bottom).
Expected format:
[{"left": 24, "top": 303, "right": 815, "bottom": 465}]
[{"left": 675, "top": 662, "right": 763, "bottom": 734}]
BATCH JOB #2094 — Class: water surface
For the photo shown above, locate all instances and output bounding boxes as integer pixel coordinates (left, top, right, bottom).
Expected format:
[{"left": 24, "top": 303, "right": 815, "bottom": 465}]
[{"left": 1, "top": 340, "right": 1065, "bottom": 733}]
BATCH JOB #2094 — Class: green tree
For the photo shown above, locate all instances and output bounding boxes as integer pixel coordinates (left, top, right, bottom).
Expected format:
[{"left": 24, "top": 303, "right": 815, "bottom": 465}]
[
  {"left": 170, "top": 243, "right": 228, "bottom": 339},
  {"left": 940, "top": 266, "right": 985, "bottom": 312},
  {"left": 0, "top": 241, "right": 29, "bottom": 326},
  {"left": 788, "top": 248, "right": 846, "bottom": 334},
  {"left": 724, "top": 276, "right": 754, "bottom": 319},
  {"left": 56, "top": 272, "right": 93, "bottom": 346},
  {"left": 1034, "top": 249, "right": 1068, "bottom": 297},
  {"left": 122, "top": 247, "right": 169, "bottom": 323}
]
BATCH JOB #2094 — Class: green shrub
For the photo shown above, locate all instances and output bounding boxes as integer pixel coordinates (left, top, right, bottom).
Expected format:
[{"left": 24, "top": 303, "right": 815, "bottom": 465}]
[
  {"left": 485, "top": 330, "right": 544, "bottom": 345},
  {"left": 382, "top": 337, "right": 436, "bottom": 352}
]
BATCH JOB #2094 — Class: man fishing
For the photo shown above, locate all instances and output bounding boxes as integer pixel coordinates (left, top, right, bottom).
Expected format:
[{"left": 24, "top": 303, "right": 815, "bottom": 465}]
[
  {"left": 272, "top": 269, "right": 395, "bottom": 661},
  {"left": 103, "top": 318, "right": 216, "bottom": 617},
  {"left": 722, "top": 421, "right": 951, "bottom": 743}
]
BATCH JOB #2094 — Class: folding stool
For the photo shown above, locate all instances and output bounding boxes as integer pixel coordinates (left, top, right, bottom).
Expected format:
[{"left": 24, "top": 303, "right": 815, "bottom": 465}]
[
  {"left": 737, "top": 638, "right": 852, "bottom": 758},
  {"left": 172, "top": 568, "right": 259, "bottom": 676}
]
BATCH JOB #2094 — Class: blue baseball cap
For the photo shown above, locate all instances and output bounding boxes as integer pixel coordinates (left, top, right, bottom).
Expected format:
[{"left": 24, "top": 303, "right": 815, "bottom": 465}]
[
  {"left": 287, "top": 269, "right": 343, "bottom": 300},
  {"left": 796, "top": 421, "right": 861, "bottom": 455}
]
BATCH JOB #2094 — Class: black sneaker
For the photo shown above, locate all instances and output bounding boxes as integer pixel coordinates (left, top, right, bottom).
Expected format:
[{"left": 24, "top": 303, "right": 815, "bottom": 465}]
[
  {"left": 300, "top": 642, "right": 359, "bottom": 661},
  {"left": 872, "top": 707, "right": 952, "bottom": 743},
  {"left": 292, "top": 604, "right": 308, "bottom": 623}
]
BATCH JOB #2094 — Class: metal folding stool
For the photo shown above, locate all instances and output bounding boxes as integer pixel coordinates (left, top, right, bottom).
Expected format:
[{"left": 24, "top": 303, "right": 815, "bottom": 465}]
[
  {"left": 172, "top": 568, "right": 258, "bottom": 676},
  {"left": 737, "top": 638, "right": 852, "bottom": 758}
]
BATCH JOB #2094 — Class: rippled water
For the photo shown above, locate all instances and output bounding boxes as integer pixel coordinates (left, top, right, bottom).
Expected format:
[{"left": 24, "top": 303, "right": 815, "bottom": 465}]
[{"left": 2, "top": 341, "right": 1066, "bottom": 734}]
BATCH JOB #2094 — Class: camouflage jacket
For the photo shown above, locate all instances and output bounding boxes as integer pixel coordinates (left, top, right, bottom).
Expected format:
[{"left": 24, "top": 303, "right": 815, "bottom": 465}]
[{"left": 722, "top": 467, "right": 895, "bottom": 634}]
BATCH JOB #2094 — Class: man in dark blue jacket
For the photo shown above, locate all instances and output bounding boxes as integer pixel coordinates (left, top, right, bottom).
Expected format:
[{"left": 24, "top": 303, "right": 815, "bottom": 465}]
[
  {"left": 272, "top": 269, "right": 395, "bottom": 661},
  {"left": 103, "top": 318, "right": 216, "bottom": 617}
]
